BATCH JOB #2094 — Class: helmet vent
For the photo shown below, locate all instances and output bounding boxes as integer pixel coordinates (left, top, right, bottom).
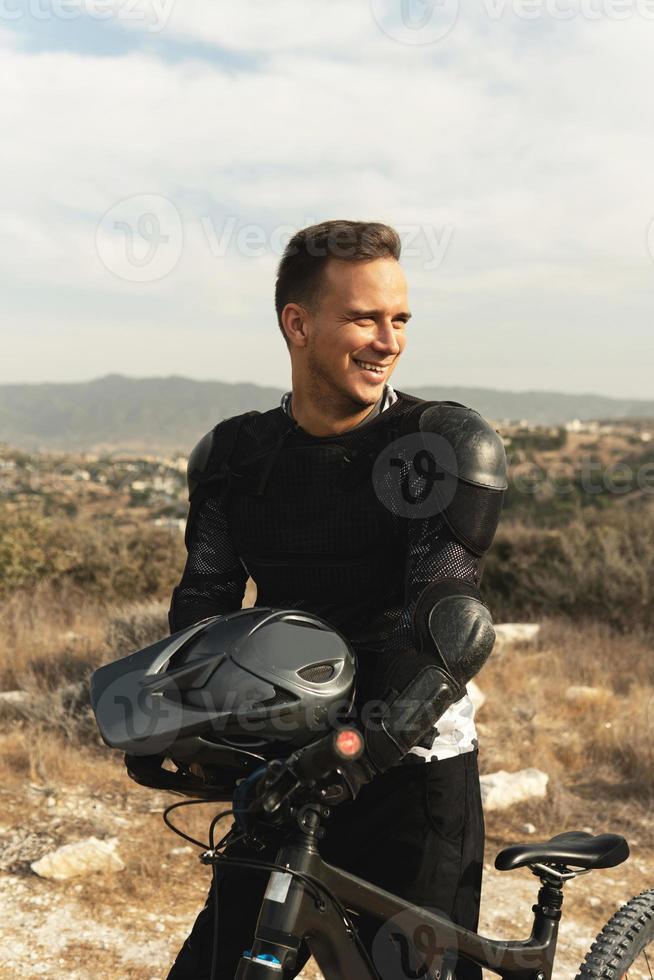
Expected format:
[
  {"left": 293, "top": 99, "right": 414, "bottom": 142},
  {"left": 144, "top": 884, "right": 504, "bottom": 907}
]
[
  {"left": 297, "top": 663, "right": 335, "bottom": 683},
  {"left": 252, "top": 688, "right": 298, "bottom": 709}
]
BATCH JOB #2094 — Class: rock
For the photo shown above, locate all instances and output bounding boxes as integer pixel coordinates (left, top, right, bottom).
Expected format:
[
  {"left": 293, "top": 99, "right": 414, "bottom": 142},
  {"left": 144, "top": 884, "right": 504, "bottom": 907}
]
[
  {"left": 0, "top": 690, "right": 33, "bottom": 705},
  {"left": 30, "top": 837, "right": 125, "bottom": 880},
  {"left": 467, "top": 680, "right": 485, "bottom": 712},
  {"left": 522, "top": 822, "right": 537, "bottom": 835},
  {"left": 494, "top": 624, "right": 541, "bottom": 647},
  {"left": 0, "top": 690, "right": 35, "bottom": 716},
  {"left": 479, "top": 768, "right": 549, "bottom": 811},
  {"left": 565, "top": 685, "right": 611, "bottom": 705}
]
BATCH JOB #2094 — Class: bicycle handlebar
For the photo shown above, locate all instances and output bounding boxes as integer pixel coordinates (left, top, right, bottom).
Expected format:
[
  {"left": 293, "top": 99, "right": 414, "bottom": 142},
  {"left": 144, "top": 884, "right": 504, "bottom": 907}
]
[{"left": 255, "top": 727, "right": 364, "bottom": 817}]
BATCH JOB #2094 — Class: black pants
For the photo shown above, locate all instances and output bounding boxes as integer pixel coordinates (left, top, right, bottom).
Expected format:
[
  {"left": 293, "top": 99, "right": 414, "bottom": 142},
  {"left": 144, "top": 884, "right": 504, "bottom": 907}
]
[{"left": 167, "top": 751, "right": 484, "bottom": 980}]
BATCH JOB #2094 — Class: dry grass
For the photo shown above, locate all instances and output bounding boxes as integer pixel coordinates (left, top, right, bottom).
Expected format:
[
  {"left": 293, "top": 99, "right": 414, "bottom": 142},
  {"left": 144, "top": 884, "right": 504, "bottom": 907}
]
[
  {"left": 1, "top": 586, "right": 650, "bottom": 849},
  {"left": 0, "top": 580, "right": 107, "bottom": 689},
  {"left": 0, "top": 580, "right": 255, "bottom": 751},
  {"left": 477, "top": 618, "right": 654, "bottom": 848},
  {"left": 0, "top": 591, "right": 651, "bottom": 978},
  {"left": 0, "top": 587, "right": 170, "bottom": 749}
]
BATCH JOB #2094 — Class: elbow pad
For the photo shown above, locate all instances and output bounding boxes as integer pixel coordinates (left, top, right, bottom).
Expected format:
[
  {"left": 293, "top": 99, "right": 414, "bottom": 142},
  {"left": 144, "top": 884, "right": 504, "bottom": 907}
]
[
  {"left": 350, "top": 578, "right": 495, "bottom": 779},
  {"left": 413, "top": 578, "right": 496, "bottom": 687}
]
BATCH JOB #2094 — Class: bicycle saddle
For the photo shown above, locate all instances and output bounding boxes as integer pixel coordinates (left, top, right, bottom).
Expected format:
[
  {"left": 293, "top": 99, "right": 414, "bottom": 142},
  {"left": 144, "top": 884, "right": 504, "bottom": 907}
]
[{"left": 495, "top": 831, "right": 629, "bottom": 871}]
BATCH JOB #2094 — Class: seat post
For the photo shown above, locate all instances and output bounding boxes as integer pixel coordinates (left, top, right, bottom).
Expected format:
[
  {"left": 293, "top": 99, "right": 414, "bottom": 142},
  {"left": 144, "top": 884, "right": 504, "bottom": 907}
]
[
  {"left": 534, "top": 878, "right": 565, "bottom": 923},
  {"left": 528, "top": 871, "right": 566, "bottom": 978}
]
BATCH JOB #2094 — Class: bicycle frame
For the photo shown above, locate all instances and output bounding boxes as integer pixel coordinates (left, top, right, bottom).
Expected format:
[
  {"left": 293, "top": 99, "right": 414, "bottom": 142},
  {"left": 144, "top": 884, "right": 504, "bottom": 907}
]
[{"left": 212, "top": 805, "right": 563, "bottom": 980}]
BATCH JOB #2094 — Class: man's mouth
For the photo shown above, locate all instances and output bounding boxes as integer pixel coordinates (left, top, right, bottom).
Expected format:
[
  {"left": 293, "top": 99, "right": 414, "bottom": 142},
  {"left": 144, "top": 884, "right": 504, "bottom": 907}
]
[{"left": 352, "top": 358, "right": 388, "bottom": 378}]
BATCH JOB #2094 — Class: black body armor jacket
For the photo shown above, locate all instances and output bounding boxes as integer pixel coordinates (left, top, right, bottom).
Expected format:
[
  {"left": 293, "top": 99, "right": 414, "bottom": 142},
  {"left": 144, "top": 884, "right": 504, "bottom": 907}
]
[{"left": 172, "top": 390, "right": 507, "bottom": 655}]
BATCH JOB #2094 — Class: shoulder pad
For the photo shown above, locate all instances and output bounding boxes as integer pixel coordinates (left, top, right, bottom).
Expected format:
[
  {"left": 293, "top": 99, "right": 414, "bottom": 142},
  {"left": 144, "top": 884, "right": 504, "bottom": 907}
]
[
  {"left": 418, "top": 403, "right": 507, "bottom": 491},
  {"left": 187, "top": 429, "right": 215, "bottom": 499},
  {"left": 186, "top": 411, "right": 259, "bottom": 500}
]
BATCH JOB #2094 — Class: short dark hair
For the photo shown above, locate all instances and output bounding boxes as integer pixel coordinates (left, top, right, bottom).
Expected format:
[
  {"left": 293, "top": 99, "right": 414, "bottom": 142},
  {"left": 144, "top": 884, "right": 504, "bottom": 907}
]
[{"left": 274, "top": 220, "right": 402, "bottom": 345}]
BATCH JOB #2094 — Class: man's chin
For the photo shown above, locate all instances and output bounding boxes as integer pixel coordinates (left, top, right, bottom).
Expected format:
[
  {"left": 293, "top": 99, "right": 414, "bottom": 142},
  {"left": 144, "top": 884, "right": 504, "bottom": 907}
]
[
  {"left": 348, "top": 377, "right": 386, "bottom": 405},
  {"left": 337, "top": 378, "right": 380, "bottom": 408}
]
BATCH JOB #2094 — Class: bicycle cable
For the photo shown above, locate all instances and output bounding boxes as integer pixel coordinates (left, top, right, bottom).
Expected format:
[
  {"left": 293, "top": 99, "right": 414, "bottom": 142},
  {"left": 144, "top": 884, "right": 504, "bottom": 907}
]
[{"left": 162, "top": 797, "right": 234, "bottom": 850}]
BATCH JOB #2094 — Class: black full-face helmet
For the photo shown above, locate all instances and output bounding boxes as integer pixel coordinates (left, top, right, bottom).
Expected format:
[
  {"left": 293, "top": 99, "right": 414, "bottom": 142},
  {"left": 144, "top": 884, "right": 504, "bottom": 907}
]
[{"left": 90, "top": 608, "right": 356, "bottom": 798}]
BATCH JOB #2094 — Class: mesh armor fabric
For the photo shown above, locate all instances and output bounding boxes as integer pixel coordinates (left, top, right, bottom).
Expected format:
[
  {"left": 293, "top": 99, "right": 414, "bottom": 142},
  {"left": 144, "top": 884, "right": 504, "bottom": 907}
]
[
  {"left": 220, "top": 393, "right": 418, "bottom": 637},
  {"left": 168, "top": 495, "right": 247, "bottom": 633}
]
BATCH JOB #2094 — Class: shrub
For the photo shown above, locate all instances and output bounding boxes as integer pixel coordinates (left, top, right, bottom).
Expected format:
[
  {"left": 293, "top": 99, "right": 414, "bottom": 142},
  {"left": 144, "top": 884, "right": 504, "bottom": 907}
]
[
  {"left": 483, "top": 506, "right": 654, "bottom": 634},
  {"left": 105, "top": 601, "right": 170, "bottom": 656},
  {"left": 0, "top": 504, "right": 186, "bottom": 603}
]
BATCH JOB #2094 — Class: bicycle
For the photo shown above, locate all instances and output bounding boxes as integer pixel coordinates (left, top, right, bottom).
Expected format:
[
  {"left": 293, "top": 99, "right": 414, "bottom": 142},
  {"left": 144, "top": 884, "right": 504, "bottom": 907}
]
[{"left": 156, "top": 728, "right": 654, "bottom": 980}]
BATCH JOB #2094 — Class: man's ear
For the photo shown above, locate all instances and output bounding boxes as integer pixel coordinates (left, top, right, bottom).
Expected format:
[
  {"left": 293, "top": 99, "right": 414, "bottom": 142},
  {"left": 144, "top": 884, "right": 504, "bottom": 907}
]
[{"left": 282, "top": 303, "right": 310, "bottom": 348}]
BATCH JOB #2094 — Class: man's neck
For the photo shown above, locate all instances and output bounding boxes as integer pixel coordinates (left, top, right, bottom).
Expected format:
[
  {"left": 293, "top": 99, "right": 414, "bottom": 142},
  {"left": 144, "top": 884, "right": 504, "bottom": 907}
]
[{"left": 284, "top": 386, "right": 390, "bottom": 436}]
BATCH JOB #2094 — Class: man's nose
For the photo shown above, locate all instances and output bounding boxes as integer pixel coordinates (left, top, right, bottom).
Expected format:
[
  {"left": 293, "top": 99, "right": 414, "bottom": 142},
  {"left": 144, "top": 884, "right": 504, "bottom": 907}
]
[{"left": 371, "top": 319, "right": 402, "bottom": 355}]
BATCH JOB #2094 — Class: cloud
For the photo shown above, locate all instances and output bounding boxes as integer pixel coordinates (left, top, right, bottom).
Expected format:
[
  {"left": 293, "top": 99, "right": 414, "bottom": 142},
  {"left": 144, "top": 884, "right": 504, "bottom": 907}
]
[{"left": 1, "top": 5, "right": 654, "bottom": 394}]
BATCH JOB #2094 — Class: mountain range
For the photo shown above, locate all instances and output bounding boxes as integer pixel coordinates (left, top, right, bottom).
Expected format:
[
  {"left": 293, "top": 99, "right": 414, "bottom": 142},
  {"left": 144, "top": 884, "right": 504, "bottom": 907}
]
[{"left": 1, "top": 374, "right": 652, "bottom": 453}]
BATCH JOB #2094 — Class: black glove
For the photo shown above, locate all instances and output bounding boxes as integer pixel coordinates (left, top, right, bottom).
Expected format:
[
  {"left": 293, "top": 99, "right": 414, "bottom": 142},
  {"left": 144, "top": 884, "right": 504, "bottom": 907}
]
[{"left": 326, "top": 651, "right": 461, "bottom": 806}]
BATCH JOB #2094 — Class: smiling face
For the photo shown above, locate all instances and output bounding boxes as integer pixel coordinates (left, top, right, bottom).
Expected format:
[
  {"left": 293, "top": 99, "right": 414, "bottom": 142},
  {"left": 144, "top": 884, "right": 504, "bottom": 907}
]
[{"left": 284, "top": 256, "right": 411, "bottom": 419}]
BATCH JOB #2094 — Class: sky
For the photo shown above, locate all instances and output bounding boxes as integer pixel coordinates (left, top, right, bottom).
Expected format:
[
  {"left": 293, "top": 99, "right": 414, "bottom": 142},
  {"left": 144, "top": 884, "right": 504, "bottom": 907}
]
[{"left": 2, "top": 0, "right": 654, "bottom": 398}]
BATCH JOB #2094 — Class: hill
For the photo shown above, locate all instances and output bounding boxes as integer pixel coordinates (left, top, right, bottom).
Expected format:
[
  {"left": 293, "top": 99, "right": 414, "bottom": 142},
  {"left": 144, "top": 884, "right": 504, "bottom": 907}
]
[{"left": 2, "top": 374, "right": 654, "bottom": 453}]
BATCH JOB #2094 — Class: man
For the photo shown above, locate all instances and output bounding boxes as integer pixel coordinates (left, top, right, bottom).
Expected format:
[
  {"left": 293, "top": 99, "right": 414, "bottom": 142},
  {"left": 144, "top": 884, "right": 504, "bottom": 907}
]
[{"left": 167, "top": 220, "right": 507, "bottom": 979}]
